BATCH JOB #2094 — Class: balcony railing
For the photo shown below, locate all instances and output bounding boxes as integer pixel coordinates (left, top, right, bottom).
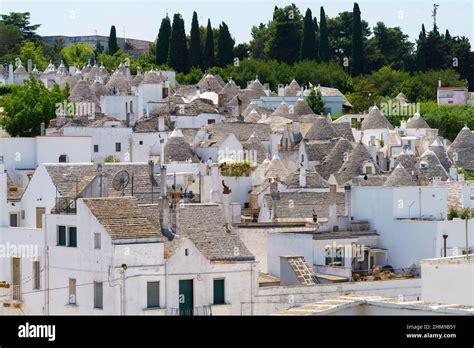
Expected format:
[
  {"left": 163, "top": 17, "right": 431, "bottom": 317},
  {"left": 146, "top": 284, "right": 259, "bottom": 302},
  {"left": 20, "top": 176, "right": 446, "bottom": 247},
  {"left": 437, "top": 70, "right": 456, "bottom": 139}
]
[{"left": 167, "top": 305, "right": 212, "bottom": 316}]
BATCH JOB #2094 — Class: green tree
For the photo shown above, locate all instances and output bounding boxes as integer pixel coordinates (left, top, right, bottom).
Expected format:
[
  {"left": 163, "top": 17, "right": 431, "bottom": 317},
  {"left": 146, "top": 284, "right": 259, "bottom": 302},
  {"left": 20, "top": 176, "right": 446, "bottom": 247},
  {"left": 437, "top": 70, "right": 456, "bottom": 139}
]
[
  {"left": 61, "top": 42, "right": 94, "bottom": 68},
  {"left": 233, "top": 43, "right": 250, "bottom": 61},
  {"left": 319, "top": 7, "right": 330, "bottom": 62},
  {"left": 351, "top": 3, "right": 364, "bottom": 76},
  {"left": 108, "top": 25, "right": 119, "bottom": 54},
  {"left": 365, "top": 22, "right": 414, "bottom": 71},
  {"left": 249, "top": 23, "right": 270, "bottom": 59},
  {"left": 203, "top": 19, "right": 215, "bottom": 69},
  {"left": 155, "top": 16, "right": 171, "bottom": 66},
  {"left": 217, "top": 22, "right": 234, "bottom": 67},
  {"left": 306, "top": 88, "right": 325, "bottom": 114},
  {"left": 167, "top": 13, "right": 188, "bottom": 73},
  {"left": 268, "top": 5, "right": 303, "bottom": 64},
  {"left": 301, "top": 8, "right": 317, "bottom": 60},
  {"left": 0, "top": 76, "right": 69, "bottom": 137},
  {"left": 97, "top": 49, "right": 131, "bottom": 72},
  {"left": 416, "top": 24, "right": 427, "bottom": 71},
  {"left": 188, "top": 11, "right": 202, "bottom": 68},
  {"left": 18, "top": 41, "right": 48, "bottom": 71},
  {"left": 0, "top": 23, "right": 22, "bottom": 56},
  {"left": 0, "top": 12, "right": 40, "bottom": 40}
]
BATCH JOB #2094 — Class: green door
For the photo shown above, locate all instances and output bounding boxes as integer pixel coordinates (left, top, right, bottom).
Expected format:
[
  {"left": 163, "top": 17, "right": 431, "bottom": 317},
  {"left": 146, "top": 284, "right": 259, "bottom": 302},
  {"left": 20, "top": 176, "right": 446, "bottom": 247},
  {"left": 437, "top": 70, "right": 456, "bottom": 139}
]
[{"left": 179, "top": 279, "right": 194, "bottom": 316}]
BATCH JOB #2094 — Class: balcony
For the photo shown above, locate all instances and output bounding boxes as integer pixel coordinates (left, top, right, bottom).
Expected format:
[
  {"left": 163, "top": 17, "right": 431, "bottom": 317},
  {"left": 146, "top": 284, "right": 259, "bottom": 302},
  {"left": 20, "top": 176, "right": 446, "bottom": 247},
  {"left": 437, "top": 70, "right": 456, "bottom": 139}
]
[{"left": 1, "top": 285, "right": 22, "bottom": 308}]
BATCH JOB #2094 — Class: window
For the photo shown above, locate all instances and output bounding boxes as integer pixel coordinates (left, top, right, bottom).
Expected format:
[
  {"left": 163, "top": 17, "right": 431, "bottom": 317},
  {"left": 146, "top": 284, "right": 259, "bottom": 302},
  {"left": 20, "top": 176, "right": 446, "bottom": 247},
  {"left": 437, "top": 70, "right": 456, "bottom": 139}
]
[
  {"left": 58, "top": 154, "right": 68, "bottom": 163},
  {"left": 139, "top": 140, "right": 143, "bottom": 145},
  {"left": 68, "top": 227, "right": 77, "bottom": 247},
  {"left": 94, "top": 145, "right": 99, "bottom": 153},
  {"left": 93, "top": 282, "right": 103, "bottom": 309},
  {"left": 115, "top": 142, "right": 121, "bottom": 152},
  {"left": 32, "top": 261, "right": 40, "bottom": 290},
  {"left": 325, "top": 247, "right": 344, "bottom": 265},
  {"left": 57, "top": 226, "right": 67, "bottom": 246},
  {"left": 213, "top": 279, "right": 225, "bottom": 305},
  {"left": 9, "top": 213, "right": 19, "bottom": 227},
  {"left": 207, "top": 119, "right": 216, "bottom": 124},
  {"left": 147, "top": 281, "right": 160, "bottom": 308},
  {"left": 185, "top": 249, "right": 189, "bottom": 256},
  {"left": 94, "top": 233, "right": 101, "bottom": 250},
  {"left": 162, "top": 87, "right": 169, "bottom": 99},
  {"left": 57, "top": 226, "right": 77, "bottom": 247},
  {"left": 365, "top": 166, "right": 373, "bottom": 175}
]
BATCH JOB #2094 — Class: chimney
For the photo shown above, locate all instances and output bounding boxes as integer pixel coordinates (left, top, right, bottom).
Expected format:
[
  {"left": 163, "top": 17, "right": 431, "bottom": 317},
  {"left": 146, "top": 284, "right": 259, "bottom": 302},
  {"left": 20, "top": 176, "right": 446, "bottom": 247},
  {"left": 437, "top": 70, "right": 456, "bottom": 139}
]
[
  {"left": 159, "top": 165, "right": 168, "bottom": 223},
  {"left": 328, "top": 184, "right": 338, "bottom": 231},
  {"left": 223, "top": 189, "right": 232, "bottom": 225},
  {"left": 40, "top": 122, "right": 45, "bottom": 136},
  {"left": 449, "top": 165, "right": 458, "bottom": 181},
  {"left": 148, "top": 159, "right": 155, "bottom": 177},
  {"left": 438, "top": 79, "right": 442, "bottom": 88},
  {"left": 196, "top": 86, "right": 200, "bottom": 98},
  {"left": 158, "top": 115, "right": 165, "bottom": 132},
  {"left": 8, "top": 63, "right": 13, "bottom": 84},
  {"left": 278, "top": 84, "right": 285, "bottom": 97},
  {"left": 461, "top": 181, "right": 470, "bottom": 208},
  {"left": 218, "top": 93, "right": 225, "bottom": 107},
  {"left": 344, "top": 185, "right": 352, "bottom": 225},
  {"left": 27, "top": 59, "right": 32, "bottom": 73},
  {"left": 125, "top": 103, "right": 130, "bottom": 127},
  {"left": 0, "top": 162, "right": 8, "bottom": 227},
  {"left": 299, "top": 166, "right": 306, "bottom": 188}
]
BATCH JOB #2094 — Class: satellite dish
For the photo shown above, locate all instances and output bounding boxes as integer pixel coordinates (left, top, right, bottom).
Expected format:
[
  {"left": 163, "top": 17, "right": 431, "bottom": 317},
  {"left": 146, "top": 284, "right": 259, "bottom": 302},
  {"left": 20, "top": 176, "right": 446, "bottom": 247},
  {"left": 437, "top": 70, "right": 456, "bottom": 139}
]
[{"left": 112, "top": 170, "right": 130, "bottom": 196}]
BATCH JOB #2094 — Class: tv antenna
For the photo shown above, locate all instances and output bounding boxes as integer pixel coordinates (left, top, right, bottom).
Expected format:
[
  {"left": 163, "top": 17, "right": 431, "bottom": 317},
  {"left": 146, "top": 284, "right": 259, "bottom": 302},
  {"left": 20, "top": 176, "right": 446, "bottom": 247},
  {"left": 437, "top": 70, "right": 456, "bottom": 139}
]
[{"left": 112, "top": 170, "right": 130, "bottom": 196}]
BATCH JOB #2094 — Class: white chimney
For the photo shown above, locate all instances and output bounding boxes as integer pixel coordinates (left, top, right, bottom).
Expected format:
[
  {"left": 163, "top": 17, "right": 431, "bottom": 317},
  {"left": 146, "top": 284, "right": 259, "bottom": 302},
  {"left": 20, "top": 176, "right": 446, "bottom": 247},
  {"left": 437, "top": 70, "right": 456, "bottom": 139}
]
[
  {"left": 278, "top": 84, "right": 285, "bottom": 97},
  {"left": 299, "top": 166, "right": 306, "bottom": 188},
  {"left": 0, "top": 163, "right": 9, "bottom": 227},
  {"left": 8, "top": 63, "right": 13, "bottom": 84},
  {"left": 438, "top": 79, "right": 442, "bottom": 88},
  {"left": 461, "top": 181, "right": 471, "bottom": 208},
  {"left": 449, "top": 165, "right": 458, "bottom": 181},
  {"left": 328, "top": 184, "right": 338, "bottom": 231},
  {"left": 158, "top": 115, "right": 165, "bottom": 132},
  {"left": 344, "top": 185, "right": 351, "bottom": 223}
]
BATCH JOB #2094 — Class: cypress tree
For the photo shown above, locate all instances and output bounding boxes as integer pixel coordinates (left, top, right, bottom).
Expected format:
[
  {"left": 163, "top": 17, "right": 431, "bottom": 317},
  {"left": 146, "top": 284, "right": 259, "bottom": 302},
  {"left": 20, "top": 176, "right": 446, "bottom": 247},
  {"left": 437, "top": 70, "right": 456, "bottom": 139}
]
[
  {"left": 155, "top": 15, "right": 171, "bottom": 66},
  {"left": 351, "top": 3, "right": 364, "bottom": 76},
  {"left": 319, "top": 7, "right": 330, "bottom": 62},
  {"left": 188, "top": 11, "right": 202, "bottom": 68},
  {"left": 203, "top": 19, "right": 215, "bottom": 69},
  {"left": 416, "top": 25, "right": 427, "bottom": 71},
  {"left": 167, "top": 13, "right": 188, "bottom": 73},
  {"left": 217, "top": 22, "right": 234, "bottom": 67},
  {"left": 108, "top": 25, "right": 118, "bottom": 54},
  {"left": 301, "top": 8, "right": 317, "bottom": 60},
  {"left": 313, "top": 16, "right": 319, "bottom": 32}
]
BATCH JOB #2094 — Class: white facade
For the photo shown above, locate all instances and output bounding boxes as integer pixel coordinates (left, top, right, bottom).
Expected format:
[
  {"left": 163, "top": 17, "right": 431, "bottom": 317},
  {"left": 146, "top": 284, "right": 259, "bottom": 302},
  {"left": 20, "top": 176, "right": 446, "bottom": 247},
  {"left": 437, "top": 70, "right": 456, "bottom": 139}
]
[{"left": 352, "top": 185, "right": 474, "bottom": 270}]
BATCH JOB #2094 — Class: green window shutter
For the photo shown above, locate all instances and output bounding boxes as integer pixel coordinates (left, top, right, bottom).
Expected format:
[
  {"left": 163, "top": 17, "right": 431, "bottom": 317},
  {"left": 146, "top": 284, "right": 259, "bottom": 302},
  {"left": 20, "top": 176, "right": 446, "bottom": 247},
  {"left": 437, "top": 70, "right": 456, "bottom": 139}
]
[
  {"left": 213, "top": 279, "right": 225, "bottom": 305},
  {"left": 147, "top": 281, "right": 160, "bottom": 308},
  {"left": 68, "top": 227, "right": 77, "bottom": 247},
  {"left": 58, "top": 226, "right": 66, "bottom": 246}
]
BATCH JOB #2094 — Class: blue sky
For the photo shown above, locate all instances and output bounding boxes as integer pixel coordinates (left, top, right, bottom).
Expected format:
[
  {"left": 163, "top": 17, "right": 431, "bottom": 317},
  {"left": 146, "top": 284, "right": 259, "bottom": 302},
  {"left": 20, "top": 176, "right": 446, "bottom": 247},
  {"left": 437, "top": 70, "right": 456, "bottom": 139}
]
[{"left": 1, "top": 0, "right": 473, "bottom": 45}]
